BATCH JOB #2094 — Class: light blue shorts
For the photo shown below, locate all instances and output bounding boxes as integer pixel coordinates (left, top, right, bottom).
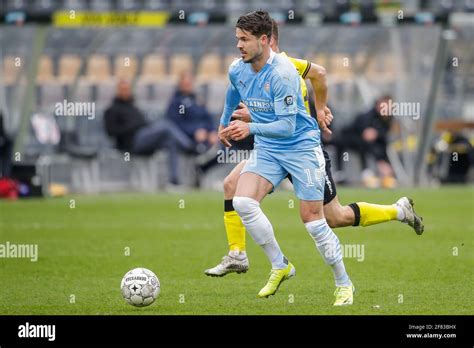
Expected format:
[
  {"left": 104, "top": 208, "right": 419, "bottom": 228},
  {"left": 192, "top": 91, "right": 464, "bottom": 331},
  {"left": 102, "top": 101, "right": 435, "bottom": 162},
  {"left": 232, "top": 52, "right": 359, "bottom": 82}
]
[{"left": 241, "top": 146, "right": 326, "bottom": 201}]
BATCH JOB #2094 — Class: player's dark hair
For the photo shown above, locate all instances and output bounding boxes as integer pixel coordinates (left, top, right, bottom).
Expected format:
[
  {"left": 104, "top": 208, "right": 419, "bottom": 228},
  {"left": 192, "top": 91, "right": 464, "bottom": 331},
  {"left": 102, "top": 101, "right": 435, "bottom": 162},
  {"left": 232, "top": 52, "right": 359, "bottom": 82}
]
[
  {"left": 236, "top": 10, "right": 272, "bottom": 40},
  {"left": 271, "top": 18, "right": 279, "bottom": 43}
]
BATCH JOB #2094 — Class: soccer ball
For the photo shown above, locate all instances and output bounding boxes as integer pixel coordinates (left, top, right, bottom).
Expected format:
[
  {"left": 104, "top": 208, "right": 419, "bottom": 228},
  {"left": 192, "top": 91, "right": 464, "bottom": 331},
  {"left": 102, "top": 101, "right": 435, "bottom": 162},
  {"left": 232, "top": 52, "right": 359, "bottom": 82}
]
[{"left": 121, "top": 268, "right": 160, "bottom": 307}]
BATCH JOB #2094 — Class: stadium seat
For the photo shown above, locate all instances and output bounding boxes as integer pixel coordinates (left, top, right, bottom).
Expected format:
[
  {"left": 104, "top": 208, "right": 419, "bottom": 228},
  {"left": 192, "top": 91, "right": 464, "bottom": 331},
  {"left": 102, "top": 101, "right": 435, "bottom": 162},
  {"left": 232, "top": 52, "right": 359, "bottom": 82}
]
[
  {"left": 3, "top": 55, "right": 22, "bottom": 85},
  {"left": 37, "top": 82, "right": 64, "bottom": 112},
  {"left": 144, "top": 0, "right": 170, "bottom": 10},
  {"left": 328, "top": 53, "right": 354, "bottom": 83},
  {"left": 139, "top": 54, "right": 166, "bottom": 82},
  {"left": 310, "top": 53, "right": 328, "bottom": 68},
  {"left": 205, "top": 79, "right": 228, "bottom": 117},
  {"left": 366, "top": 54, "right": 397, "bottom": 82},
  {"left": 5, "top": 0, "right": 27, "bottom": 11},
  {"left": 63, "top": 0, "right": 89, "bottom": 10},
  {"left": 169, "top": 53, "right": 193, "bottom": 79},
  {"left": 196, "top": 53, "right": 223, "bottom": 83},
  {"left": 36, "top": 55, "right": 55, "bottom": 83},
  {"left": 33, "top": 0, "right": 59, "bottom": 13},
  {"left": 224, "top": 54, "right": 239, "bottom": 70},
  {"left": 117, "top": 0, "right": 142, "bottom": 11},
  {"left": 153, "top": 80, "right": 178, "bottom": 115},
  {"left": 114, "top": 55, "right": 138, "bottom": 80},
  {"left": 96, "top": 80, "right": 117, "bottom": 107},
  {"left": 85, "top": 54, "right": 112, "bottom": 83},
  {"left": 74, "top": 79, "right": 93, "bottom": 102},
  {"left": 134, "top": 80, "right": 152, "bottom": 104},
  {"left": 89, "top": 0, "right": 114, "bottom": 11},
  {"left": 129, "top": 154, "right": 161, "bottom": 192},
  {"left": 71, "top": 156, "right": 101, "bottom": 194},
  {"left": 58, "top": 54, "right": 82, "bottom": 84}
]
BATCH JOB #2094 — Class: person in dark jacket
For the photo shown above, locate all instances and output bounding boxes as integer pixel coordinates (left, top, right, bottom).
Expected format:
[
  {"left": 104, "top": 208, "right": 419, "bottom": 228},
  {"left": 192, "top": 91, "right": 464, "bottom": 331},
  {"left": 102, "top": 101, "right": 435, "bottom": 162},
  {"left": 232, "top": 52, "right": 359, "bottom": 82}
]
[
  {"left": 165, "top": 71, "right": 218, "bottom": 153},
  {"left": 104, "top": 80, "right": 195, "bottom": 185},
  {"left": 0, "top": 111, "right": 13, "bottom": 178},
  {"left": 333, "top": 95, "right": 397, "bottom": 188},
  {"left": 164, "top": 72, "right": 219, "bottom": 186}
]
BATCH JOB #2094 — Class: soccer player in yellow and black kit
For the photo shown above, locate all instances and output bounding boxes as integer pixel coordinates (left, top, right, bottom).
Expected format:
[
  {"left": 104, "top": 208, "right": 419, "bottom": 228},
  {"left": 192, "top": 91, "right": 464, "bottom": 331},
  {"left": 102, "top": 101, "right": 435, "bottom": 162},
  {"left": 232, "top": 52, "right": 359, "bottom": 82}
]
[{"left": 205, "top": 19, "right": 424, "bottom": 280}]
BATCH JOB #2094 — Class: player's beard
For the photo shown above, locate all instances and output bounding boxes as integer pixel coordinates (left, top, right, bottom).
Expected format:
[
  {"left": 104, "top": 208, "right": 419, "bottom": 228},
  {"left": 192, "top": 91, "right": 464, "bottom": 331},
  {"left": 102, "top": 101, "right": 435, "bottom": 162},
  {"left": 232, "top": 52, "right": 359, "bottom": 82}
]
[{"left": 244, "top": 44, "right": 263, "bottom": 64}]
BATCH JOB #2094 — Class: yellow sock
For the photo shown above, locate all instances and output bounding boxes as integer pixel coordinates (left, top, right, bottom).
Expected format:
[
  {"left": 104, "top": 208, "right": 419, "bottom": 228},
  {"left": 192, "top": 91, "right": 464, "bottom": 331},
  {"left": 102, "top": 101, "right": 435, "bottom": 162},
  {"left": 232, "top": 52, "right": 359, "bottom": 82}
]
[
  {"left": 224, "top": 210, "right": 246, "bottom": 251},
  {"left": 357, "top": 202, "right": 398, "bottom": 227}
]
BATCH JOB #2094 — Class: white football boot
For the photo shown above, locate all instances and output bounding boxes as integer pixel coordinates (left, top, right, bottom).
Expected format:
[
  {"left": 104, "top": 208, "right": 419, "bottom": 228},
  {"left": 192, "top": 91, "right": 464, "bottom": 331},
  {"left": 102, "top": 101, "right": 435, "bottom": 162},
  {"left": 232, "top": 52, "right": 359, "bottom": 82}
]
[
  {"left": 395, "top": 197, "right": 424, "bottom": 235},
  {"left": 204, "top": 251, "right": 249, "bottom": 277}
]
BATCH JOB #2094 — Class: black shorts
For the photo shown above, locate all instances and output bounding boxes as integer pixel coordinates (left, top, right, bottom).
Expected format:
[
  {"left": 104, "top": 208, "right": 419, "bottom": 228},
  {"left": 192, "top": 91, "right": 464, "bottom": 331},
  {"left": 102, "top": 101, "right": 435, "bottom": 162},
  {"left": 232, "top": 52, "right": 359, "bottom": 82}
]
[
  {"left": 286, "top": 148, "right": 337, "bottom": 205},
  {"left": 321, "top": 148, "right": 337, "bottom": 205}
]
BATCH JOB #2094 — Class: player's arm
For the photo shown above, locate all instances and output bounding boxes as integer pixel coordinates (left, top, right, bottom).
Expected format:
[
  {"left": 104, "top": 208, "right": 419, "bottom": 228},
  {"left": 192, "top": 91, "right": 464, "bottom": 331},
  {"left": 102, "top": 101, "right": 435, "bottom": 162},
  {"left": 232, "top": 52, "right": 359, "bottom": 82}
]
[
  {"left": 228, "top": 75, "right": 297, "bottom": 140},
  {"left": 247, "top": 115, "right": 295, "bottom": 138},
  {"left": 227, "top": 115, "right": 295, "bottom": 140},
  {"left": 219, "top": 80, "right": 241, "bottom": 147},
  {"left": 305, "top": 62, "right": 333, "bottom": 134}
]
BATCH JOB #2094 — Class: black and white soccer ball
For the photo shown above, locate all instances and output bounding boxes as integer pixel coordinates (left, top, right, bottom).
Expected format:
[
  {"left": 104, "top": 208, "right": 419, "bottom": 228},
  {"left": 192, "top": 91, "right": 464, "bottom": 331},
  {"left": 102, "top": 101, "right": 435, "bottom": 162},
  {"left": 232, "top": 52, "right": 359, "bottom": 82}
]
[{"left": 121, "top": 268, "right": 160, "bottom": 307}]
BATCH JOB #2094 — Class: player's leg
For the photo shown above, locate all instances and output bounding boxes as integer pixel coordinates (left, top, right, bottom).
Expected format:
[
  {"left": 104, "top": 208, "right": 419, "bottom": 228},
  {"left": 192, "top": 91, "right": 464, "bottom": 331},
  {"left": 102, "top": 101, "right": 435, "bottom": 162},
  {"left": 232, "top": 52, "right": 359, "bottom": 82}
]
[
  {"left": 233, "top": 152, "right": 295, "bottom": 298},
  {"left": 300, "top": 200, "right": 354, "bottom": 306},
  {"left": 324, "top": 196, "right": 424, "bottom": 234},
  {"left": 322, "top": 149, "right": 424, "bottom": 234},
  {"left": 205, "top": 160, "right": 248, "bottom": 277},
  {"left": 284, "top": 146, "right": 354, "bottom": 305},
  {"left": 321, "top": 149, "right": 356, "bottom": 228},
  {"left": 324, "top": 196, "right": 356, "bottom": 228},
  {"left": 223, "top": 160, "right": 247, "bottom": 253},
  {"left": 347, "top": 198, "right": 424, "bottom": 234}
]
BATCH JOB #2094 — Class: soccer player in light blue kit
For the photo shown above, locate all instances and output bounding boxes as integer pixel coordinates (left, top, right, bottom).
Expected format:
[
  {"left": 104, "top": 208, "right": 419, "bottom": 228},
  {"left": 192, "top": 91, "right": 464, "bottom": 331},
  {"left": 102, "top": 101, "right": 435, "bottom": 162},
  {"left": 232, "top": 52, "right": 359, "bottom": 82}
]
[{"left": 218, "top": 11, "right": 355, "bottom": 305}]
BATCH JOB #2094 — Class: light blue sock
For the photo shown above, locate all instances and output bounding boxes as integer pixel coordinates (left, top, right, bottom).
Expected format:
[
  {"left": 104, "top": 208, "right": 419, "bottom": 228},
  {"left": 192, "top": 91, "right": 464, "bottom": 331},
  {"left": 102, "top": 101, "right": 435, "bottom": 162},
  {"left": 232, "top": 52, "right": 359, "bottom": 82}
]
[{"left": 305, "top": 218, "right": 351, "bottom": 287}]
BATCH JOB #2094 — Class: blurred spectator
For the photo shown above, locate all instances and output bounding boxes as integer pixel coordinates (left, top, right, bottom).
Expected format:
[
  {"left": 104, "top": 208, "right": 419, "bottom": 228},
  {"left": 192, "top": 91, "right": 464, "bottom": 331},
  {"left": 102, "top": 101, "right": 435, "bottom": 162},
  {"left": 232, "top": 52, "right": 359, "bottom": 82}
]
[
  {"left": 0, "top": 111, "right": 13, "bottom": 177},
  {"left": 428, "top": 131, "right": 473, "bottom": 183},
  {"left": 104, "top": 80, "right": 196, "bottom": 185},
  {"left": 166, "top": 71, "right": 218, "bottom": 153},
  {"left": 165, "top": 71, "right": 220, "bottom": 187},
  {"left": 333, "top": 95, "right": 397, "bottom": 188}
]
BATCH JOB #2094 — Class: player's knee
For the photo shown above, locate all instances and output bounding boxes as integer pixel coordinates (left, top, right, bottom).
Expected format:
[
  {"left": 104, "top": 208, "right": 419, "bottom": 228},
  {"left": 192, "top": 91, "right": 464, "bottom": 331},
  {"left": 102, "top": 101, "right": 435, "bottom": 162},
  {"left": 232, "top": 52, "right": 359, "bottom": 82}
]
[
  {"left": 300, "top": 206, "right": 323, "bottom": 223},
  {"left": 233, "top": 196, "right": 259, "bottom": 220},
  {"left": 324, "top": 203, "right": 353, "bottom": 228},
  {"left": 223, "top": 174, "right": 237, "bottom": 196},
  {"left": 326, "top": 210, "right": 346, "bottom": 228}
]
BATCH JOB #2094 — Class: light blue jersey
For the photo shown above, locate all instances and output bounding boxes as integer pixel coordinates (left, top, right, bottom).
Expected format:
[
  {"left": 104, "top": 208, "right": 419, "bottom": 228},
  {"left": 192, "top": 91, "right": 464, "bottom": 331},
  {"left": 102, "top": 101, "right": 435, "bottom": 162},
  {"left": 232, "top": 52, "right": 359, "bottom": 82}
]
[{"left": 220, "top": 50, "right": 320, "bottom": 151}]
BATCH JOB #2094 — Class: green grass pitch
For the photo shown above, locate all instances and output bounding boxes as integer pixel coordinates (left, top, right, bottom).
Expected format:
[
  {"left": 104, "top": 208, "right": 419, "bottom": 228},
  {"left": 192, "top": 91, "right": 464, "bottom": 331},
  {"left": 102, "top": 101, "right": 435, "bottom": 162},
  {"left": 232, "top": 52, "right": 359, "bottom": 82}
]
[{"left": 0, "top": 186, "right": 472, "bottom": 315}]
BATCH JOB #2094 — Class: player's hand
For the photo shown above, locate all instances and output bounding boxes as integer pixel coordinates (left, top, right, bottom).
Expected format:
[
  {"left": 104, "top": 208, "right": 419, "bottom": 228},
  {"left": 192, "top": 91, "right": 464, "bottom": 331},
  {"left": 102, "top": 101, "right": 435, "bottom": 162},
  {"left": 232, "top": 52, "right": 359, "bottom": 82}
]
[
  {"left": 227, "top": 120, "right": 250, "bottom": 141},
  {"left": 218, "top": 124, "right": 232, "bottom": 147},
  {"left": 324, "top": 106, "right": 333, "bottom": 125},
  {"left": 317, "top": 108, "right": 332, "bottom": 135},
  {"left": 231, "top": 102, "right": 251, "bottom": 123}
]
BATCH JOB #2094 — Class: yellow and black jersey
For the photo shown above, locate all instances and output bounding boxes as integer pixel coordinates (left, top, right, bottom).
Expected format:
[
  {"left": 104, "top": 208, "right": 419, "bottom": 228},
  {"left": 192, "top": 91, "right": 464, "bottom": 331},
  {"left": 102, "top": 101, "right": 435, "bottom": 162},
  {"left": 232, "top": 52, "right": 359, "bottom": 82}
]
[{"left": 280, "top": 51, "right": 311, "bottom": 116}]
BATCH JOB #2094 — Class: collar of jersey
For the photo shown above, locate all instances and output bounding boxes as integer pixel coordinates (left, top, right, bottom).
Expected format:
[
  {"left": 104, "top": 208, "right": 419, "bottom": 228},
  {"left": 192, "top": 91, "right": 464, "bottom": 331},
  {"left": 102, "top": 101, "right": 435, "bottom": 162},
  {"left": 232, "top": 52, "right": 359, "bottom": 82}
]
[
  {"left": 267, "top": 49, "right": 276, "bottom": 64},
  {"left": 250, "top": 49, "right": 276, "bottom": 75}
]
